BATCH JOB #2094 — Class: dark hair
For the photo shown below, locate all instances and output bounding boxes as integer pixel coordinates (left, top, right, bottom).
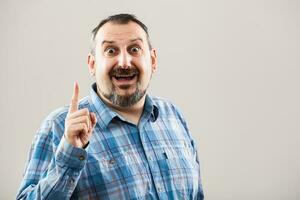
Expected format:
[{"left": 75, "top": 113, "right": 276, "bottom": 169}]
[{"left": 90, "top": 13, "right": 152, "bottom": 55}]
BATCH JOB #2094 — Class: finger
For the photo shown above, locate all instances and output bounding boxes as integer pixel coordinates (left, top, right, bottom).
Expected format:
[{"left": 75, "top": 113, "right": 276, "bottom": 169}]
[
  {"left": 90, "top": 112, "right": 97, "bottom": 128},
  {"left": 69, "top": 123, "right": 88, "bottom": 135},
  {"left": 69, "top": 81, "right": 79, "bottom": 113},
  {"left": 67, "top": 108, "right": 90, "bottom": 119},
  {"left": 68, "top": 116, "right": 90, "bottom": 126},
  {"left": 68, "top": 108, "right": 91, "bottom": 132}
]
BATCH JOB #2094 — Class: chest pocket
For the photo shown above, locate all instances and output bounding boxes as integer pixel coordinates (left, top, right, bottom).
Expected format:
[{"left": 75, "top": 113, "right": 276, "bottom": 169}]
[{"left": 156, "top": 140, "right": 199, "bottom": 198}]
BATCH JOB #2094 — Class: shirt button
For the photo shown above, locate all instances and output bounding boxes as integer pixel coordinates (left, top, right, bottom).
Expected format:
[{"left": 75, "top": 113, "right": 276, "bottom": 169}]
[
  {"left": 79, "top": 155, "right": 85, "bottom": 161},
  {"left": 157, "top": 187, "right": 163, "bottom": 192},
  {"left": 69, "top": 178, "right": 75, "bottom": 185},
  {"left": 147, "top": 156, "right": 152, "bottom": 161},
  {"left": 109, "top": 159, "right": 116, "bottom": 165},
  {"left": 184, "top": 142, "right": 188, "bottom": 147}
]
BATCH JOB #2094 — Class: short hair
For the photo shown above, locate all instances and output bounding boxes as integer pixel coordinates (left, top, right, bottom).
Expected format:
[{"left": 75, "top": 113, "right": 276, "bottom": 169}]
[{"left": 90, "top": 13, "right": 152, "bottom": 55}]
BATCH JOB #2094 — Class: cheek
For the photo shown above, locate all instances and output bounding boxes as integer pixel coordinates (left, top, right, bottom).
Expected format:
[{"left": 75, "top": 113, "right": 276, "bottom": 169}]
[
  {"left": 95, "top": 60, "right": 114, "bottom": 77},
  {"left": 139, "top": 64, "right": 153, "bottom": 84},
  {"left": 135, "top": 57, "right": 151, "bottom": 72}
]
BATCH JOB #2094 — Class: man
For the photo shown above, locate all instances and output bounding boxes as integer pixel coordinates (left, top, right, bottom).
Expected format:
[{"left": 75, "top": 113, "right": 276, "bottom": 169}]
[{"left": 17, "top": 14, "right": 204, "bottom": 200}]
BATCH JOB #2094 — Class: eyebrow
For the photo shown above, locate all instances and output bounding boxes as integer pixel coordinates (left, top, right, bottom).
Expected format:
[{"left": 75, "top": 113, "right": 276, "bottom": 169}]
[
  {"left": 101, "top": 37, "right": 144, "bottom": 46},
  {"left": 130, "top": 37, "right": 144, "bottom": 43}
]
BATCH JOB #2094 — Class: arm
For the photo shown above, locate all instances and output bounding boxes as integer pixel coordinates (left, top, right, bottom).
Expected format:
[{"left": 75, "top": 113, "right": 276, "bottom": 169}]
[
  {"left": 172, "top": 103, "right": 205, "bottom": 199},
  {"left": 192, "top": 139, "right": 205, "bottom": 200},
  {"left": 16, "top": 124, "right": 87, "bottom": 200},
  {"left": 17, "top": 82, "right": 96, "bottom": 199}
]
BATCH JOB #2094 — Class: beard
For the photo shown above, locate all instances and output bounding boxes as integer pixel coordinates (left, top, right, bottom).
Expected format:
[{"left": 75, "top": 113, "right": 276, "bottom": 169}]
[
  {"left": 101, "top": 83, "right": 146, "bottom": 107},
  {"left": 98, "top": 67, "right": 149, "bottom": 107}
]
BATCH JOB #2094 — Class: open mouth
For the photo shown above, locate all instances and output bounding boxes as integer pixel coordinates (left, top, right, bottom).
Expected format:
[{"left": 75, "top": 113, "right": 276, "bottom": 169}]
[
  {"left": 113, "top": 74, "right": 137, "bottom": 81},
  {"left": 110, "top": 68, "right": 139, "bottom": 85}
]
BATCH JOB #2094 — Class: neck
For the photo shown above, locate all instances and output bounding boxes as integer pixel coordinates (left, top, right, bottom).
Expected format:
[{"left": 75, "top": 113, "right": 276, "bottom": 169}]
[{"left": 97, "top": 90, "right": 146, "bottom": 125}]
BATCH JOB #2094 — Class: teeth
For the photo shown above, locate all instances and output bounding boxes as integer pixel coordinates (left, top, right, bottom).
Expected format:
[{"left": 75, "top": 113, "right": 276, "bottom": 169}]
[
  {"left": 114, "top": 74, "right": 137, "bottom": 81},
  {"left": 115, "top": 74, "right": 136, "bottom": 78}
]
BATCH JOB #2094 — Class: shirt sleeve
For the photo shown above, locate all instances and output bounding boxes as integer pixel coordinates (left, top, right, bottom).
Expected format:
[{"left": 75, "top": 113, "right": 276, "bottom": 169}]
[
  {"left": 191, "top": 139, "right": 205, "bottom": 200},
  {"left": 172, "top": 103, "right": 205, "bottom": 199},
  {"left": 16, "top": 120, "right": 87, "bottom": 200}
]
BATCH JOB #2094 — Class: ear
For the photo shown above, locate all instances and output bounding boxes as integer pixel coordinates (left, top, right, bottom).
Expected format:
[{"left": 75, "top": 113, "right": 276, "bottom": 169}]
[
  {"left": 150, "top": 48, "right": 157, "bottom": 73},
  {"left": 87, "top": 54, "right": 95, "bottom": 76}
]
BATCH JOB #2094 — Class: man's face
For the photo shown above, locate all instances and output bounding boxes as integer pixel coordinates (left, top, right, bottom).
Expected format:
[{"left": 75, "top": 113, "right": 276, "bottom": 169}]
[{"left": 88, "top": 22, "right": 157, "bottom": 107}]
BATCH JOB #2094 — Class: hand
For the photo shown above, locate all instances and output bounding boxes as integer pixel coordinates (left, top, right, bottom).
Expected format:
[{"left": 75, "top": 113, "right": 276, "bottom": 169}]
[{"left": 64, "top": 81, "right": 97, "bottom": 148}]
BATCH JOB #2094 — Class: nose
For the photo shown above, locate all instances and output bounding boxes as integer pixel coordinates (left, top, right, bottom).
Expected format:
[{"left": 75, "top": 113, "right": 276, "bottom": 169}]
[{"left": 117, "top": 50, "right": 132, "bottom": 69}]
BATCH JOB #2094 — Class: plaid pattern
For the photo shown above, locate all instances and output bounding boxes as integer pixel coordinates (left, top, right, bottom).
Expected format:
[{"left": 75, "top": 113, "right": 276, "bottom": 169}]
[{"left": 17, "top": 83, "right": 204, "bottom": 200}]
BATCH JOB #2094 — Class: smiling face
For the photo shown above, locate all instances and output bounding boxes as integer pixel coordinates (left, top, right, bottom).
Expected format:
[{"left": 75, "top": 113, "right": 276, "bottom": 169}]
[{"left": 88, "top": 21, "right": 157, "bottom": 107}]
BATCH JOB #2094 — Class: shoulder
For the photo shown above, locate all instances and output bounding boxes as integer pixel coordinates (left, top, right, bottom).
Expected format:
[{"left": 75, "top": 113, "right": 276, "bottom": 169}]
[
  {"left": 36, "top": 96, "right": 90, "bottom": 140},
  {"left": 151, "top": 96, "right": 185, "bottom": 118},
  {"left": 150, "top": 95, "right": 191, "bottom": 131}
]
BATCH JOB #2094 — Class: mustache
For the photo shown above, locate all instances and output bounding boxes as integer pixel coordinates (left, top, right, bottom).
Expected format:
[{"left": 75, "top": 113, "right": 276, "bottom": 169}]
[{"left": 109, "top": 67, "right": 139, "bottom": 77}]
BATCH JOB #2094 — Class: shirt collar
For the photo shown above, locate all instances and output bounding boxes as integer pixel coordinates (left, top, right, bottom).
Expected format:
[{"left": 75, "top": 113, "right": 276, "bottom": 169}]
[
  {"left": 88, "top": 83, "right": 159, "bottom": 130},
  {"left": 143, "top": 94, "right": 159, "bottom": 123},
  {"left": 89, "top": 83, "right": 117, "bottom": 131}
]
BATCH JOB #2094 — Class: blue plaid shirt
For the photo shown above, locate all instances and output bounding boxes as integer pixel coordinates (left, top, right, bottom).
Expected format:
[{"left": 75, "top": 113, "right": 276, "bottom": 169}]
[{"left": 17, "top": 83, "right": 204, "bottom": 200}]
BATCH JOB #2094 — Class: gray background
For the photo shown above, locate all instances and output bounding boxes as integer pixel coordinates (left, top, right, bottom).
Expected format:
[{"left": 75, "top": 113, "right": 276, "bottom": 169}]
[{"left": 0, "top": 0, "right": 299, "bottom": 199}]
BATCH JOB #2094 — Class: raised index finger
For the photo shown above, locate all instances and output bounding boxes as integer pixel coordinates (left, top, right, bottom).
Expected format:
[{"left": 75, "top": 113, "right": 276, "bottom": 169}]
[{"left": 69, "top": 81, "right": 79, "bottom": 113}]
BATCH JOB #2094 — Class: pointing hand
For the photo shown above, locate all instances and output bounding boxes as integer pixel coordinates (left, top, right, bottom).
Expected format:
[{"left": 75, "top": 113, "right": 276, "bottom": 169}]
[{"left": 64, "top": 82, "right": 97, "bottom": 148}]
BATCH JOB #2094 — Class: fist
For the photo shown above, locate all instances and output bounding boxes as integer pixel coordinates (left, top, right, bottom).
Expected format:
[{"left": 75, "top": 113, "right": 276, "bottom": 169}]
[{"left": 64, "top": 81, "right": 97, "bottom": 148}]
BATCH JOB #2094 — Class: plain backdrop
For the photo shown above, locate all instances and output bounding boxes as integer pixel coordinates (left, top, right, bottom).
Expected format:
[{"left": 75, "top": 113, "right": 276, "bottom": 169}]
[{"left": 0, "top": 0, "right": 299, "bottom": 199}]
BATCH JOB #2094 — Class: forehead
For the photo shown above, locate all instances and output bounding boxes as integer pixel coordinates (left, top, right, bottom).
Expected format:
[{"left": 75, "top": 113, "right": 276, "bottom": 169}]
[{"left": 95, "top": 22, "right": 148, "bottom": 45}]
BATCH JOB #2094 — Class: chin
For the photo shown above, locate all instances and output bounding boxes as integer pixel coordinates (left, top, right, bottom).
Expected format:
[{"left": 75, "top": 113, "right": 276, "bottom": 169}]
[{"left": 117, "top": 90, "right": 136, "bottom": 97}]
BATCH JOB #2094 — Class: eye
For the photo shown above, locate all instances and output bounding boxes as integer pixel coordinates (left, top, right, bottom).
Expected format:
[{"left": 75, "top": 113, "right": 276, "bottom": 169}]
[
  {"left": 129, "top": 46, "right": 141, "bottom": 54},
  {"left": 105, "top": 47, "right": 117, "bottom": 56}
]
